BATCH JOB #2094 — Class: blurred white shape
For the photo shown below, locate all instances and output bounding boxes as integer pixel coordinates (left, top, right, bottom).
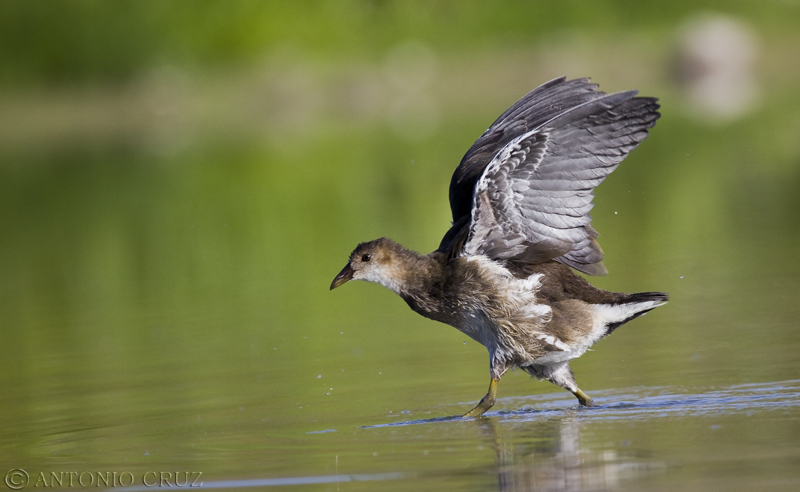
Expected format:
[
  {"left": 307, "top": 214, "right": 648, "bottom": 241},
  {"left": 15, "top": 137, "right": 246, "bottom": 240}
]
[
  {"left": 676, "top": 14, "right": 760, "bottom": 122},
  {"left": 383, "top": 40, "right": 441, "bottom": 141}
]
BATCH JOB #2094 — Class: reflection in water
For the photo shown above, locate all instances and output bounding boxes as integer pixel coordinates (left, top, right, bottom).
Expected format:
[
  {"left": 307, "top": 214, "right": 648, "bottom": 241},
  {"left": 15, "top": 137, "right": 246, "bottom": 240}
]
[
  {"left": 478, "top": 380, "right": 800, "bottom": 490},
  {"left": 362, "top": 381, "right": 800, "bottom": 491},
  {"left": 479, "top": 417, "right": 662, "bottom": 492},
  {"left": 72, "top": 381, "right": 800, "bottom": 492}
]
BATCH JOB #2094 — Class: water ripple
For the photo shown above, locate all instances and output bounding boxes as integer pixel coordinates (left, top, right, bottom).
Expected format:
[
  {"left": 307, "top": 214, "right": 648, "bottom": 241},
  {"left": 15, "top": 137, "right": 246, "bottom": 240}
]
[{"left": 366, "top": 379, "right": 800, "bottom": 427}]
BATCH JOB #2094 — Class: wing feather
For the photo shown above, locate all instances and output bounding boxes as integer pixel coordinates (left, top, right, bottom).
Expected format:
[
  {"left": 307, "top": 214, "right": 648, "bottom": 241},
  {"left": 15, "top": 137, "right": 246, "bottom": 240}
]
[{"left": 440, "top": 78, "right": 660, "bottom": 275}]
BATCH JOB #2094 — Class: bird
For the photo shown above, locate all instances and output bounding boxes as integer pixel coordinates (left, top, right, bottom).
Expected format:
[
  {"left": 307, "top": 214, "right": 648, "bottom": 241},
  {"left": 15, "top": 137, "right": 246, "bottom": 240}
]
[{"left": 330, "top": 77, "right": 668, "bottom": 417}]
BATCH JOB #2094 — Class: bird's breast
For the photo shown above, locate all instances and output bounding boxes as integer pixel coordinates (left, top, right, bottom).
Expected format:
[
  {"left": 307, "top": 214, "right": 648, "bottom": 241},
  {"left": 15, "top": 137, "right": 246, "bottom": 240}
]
[{"left": 443, "top": 256, "right": 554, "bottom": 345}]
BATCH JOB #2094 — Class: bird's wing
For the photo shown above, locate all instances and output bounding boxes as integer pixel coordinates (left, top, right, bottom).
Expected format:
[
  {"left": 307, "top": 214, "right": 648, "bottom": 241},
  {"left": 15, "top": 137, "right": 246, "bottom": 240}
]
[{"left": 441, "top": 78, "right": 660, "bottom": 275}]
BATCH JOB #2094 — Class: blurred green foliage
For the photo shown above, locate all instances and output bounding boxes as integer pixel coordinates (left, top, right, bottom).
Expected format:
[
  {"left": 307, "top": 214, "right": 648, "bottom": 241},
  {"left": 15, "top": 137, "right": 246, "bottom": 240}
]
[{"left": 1, "top": 0, "right": 798, "bottom": 86}]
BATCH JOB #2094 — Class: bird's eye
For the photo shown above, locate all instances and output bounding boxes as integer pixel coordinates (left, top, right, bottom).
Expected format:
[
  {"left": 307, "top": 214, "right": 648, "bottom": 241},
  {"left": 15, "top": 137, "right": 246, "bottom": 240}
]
[{"left": 361, "top": 254, "right": 372, "bottom": 262}]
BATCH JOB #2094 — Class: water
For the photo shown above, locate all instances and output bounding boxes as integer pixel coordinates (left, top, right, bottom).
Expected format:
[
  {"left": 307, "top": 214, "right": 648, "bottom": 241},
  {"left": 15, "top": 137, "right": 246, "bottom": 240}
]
[{"left": 62, "top": 377, "right": 783, "bottom": 492}]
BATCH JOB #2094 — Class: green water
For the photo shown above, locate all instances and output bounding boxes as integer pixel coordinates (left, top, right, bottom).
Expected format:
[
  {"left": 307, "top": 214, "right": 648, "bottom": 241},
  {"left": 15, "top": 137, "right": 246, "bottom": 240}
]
[{"left": 2, "top": 2, "right": 800, "bottom": 491}]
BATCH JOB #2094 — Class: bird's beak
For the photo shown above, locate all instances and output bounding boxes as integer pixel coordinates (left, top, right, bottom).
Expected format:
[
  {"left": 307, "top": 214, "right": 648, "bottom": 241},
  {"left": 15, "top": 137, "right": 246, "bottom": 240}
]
[{"left": 330, "top": 262, "right": 354, "bottom": 290}]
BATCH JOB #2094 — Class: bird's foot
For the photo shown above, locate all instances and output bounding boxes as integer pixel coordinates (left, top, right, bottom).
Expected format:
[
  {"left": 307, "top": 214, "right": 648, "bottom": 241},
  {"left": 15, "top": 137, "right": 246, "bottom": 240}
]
[
  {"left": 462, "top": 400, "right": 492, "bottom": 418},
  {"left": 574, "top": 388, "right": 595, "bottom": 407},
  {"left": 462, "top": 378, "right": 498, "bottom": 417}
]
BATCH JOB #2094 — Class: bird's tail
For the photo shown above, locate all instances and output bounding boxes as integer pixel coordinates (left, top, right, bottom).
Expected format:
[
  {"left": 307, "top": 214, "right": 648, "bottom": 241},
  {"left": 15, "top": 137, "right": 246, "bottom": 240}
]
[
  {"left": 602, "top": 291, "right": 668, "bottom": 335},
  {"left": 622, "top": 291, "right": 669, "bottom": 304}
]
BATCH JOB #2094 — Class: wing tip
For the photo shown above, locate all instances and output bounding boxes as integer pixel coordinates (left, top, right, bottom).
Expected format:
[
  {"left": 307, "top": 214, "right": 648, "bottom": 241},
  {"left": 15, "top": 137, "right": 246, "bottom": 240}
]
[{"left": 575, "top": 261, "right": 609, "bottom": 276}]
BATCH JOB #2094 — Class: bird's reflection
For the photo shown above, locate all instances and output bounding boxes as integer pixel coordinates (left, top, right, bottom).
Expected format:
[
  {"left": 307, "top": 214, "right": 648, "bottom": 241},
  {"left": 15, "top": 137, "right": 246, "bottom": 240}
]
[{"left": 471, "top": 413, "right": 662, "bottom": 492}]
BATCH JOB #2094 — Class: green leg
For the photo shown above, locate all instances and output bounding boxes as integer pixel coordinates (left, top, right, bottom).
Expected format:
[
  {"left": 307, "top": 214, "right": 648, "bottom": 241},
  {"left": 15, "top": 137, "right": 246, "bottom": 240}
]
[
  {"left": 463, "top": 378, "right": 499, "bottom": 417},
  {"left": 573, "top": 387, "right": 595, "bottom": 407}
]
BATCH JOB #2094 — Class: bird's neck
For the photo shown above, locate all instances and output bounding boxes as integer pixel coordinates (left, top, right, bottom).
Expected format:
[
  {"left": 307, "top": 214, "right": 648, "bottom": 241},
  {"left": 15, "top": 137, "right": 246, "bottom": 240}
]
[
  {"left": 376, "top": 245, "right": 446, "bottom": 299},
  {"left": 376, "top": 246, "right": 449, "bottom": 322}
]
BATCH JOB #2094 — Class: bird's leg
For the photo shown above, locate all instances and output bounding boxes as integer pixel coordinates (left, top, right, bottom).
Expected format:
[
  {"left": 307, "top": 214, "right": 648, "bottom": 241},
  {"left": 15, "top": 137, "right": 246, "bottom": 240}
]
[
  {"left": 548, "top": 363, "right": 595, "bottom": 407},
  {"left": 463, "top": 359, "right": 509, "bottom": 417},
  {"left": 463, "top": 378, "right": 499, "bottom": 417}
]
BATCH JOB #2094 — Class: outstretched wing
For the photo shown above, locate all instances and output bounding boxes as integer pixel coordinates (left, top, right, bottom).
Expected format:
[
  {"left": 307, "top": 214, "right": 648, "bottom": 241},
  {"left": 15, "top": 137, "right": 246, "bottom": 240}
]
[{"left": 439, "top": 77, "right": 660, "bottom": 275}]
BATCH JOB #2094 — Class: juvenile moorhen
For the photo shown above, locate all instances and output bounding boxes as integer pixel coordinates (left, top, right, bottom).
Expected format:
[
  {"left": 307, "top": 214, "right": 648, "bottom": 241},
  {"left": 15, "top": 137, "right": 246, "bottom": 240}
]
[{"left": 331, "top": 77, "right": 668, "bottom": 417}]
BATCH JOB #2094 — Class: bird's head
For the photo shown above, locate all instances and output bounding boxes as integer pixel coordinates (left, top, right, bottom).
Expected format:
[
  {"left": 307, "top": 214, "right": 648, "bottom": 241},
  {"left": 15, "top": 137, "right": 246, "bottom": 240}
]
[{"left": 330, "top": 238, "right": 407, "bottom": 292}]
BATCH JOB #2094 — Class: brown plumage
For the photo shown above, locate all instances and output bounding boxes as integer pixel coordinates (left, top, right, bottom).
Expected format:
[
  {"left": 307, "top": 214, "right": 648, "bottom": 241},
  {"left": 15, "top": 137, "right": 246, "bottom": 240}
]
[{"left": 331, "top": 78, "right": 668, "bottom": 417}]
